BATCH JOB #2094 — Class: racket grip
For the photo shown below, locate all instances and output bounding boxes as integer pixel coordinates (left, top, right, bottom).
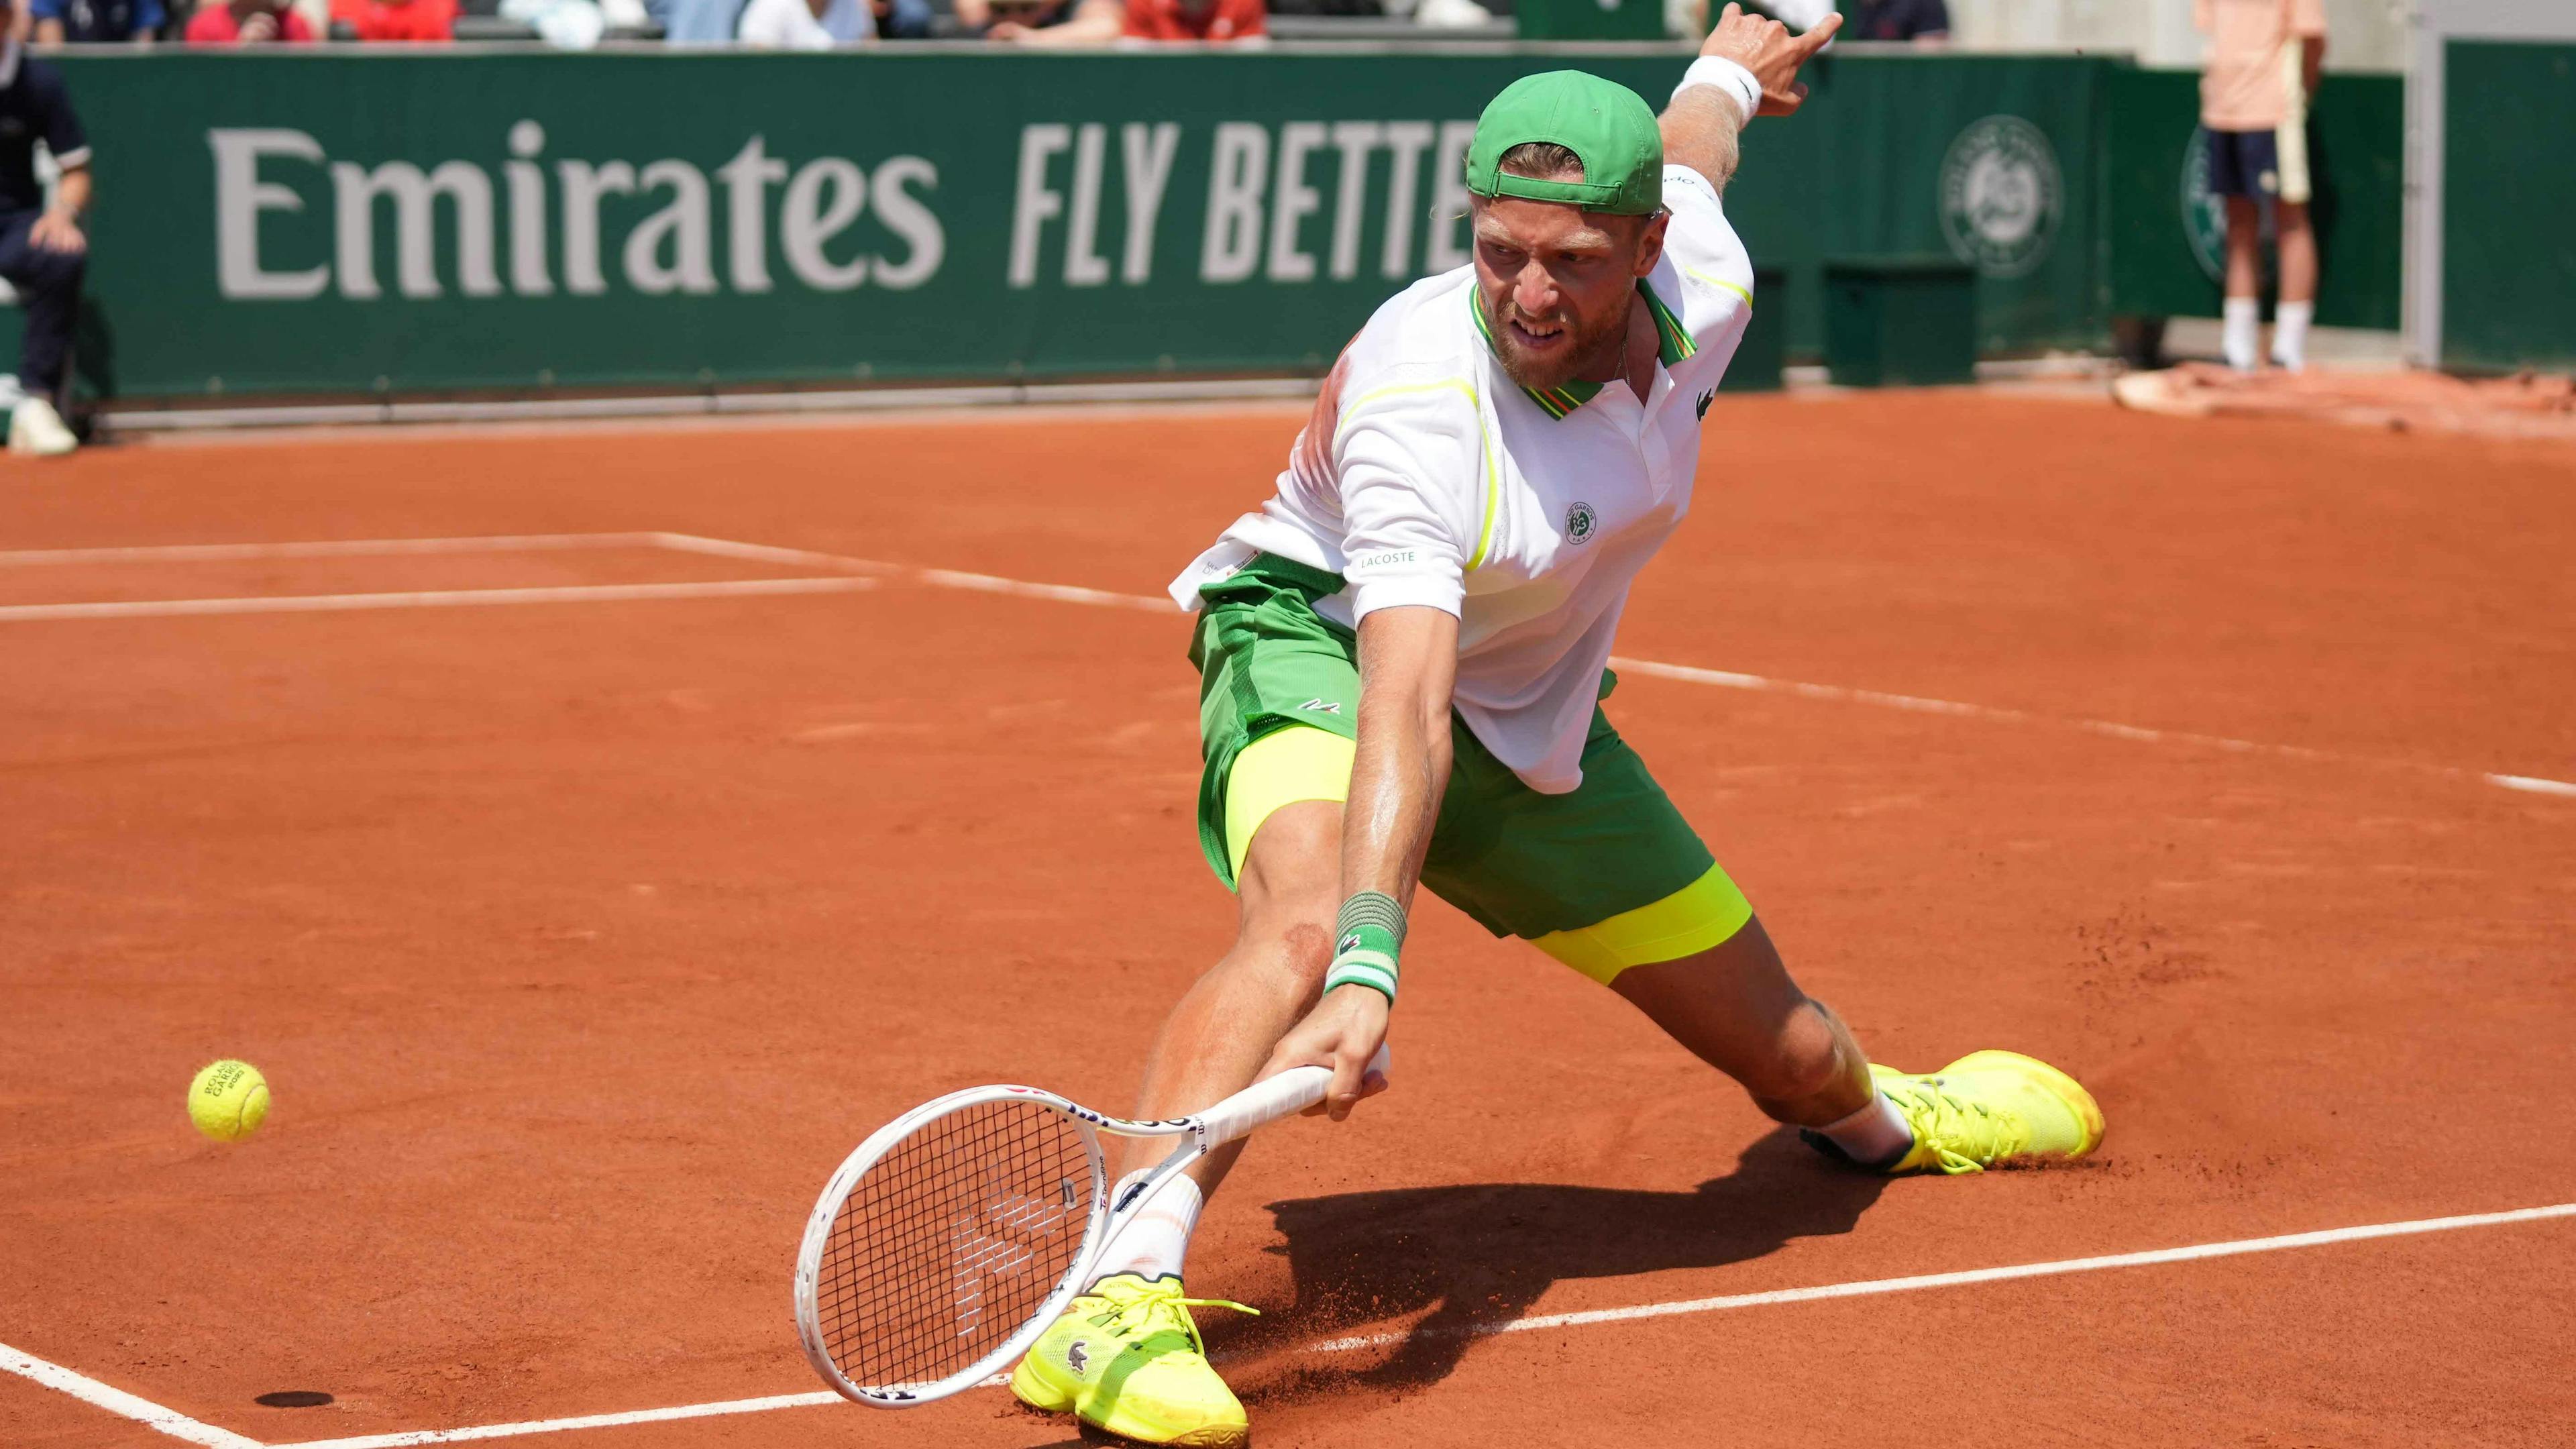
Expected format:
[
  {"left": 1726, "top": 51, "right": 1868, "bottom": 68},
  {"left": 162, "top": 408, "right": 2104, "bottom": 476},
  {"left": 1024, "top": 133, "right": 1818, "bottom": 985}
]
[{"left": 1194, "top": 1044, "right": 1391, "bottom": 1144}]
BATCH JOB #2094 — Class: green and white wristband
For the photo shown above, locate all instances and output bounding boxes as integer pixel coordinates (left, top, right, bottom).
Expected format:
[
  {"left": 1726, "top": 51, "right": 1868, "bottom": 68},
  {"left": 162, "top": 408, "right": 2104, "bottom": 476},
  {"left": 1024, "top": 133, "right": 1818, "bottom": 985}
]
[{"left": 1324, "top": 891, "right": 1407, "bottom": 1004}]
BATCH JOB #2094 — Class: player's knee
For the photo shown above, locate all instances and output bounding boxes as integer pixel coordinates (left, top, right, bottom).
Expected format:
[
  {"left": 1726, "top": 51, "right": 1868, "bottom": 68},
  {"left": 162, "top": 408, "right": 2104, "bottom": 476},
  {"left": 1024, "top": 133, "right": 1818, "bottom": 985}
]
[
  {"left": 1230, "top": 808, "right": 1336, "bottom": 1006},
  {"left": 1212, "top": 916, "right": 1334, "bottom": 1010},
  {"left": 1235, "top": 799, "right": 1337, "bottom": 900}
]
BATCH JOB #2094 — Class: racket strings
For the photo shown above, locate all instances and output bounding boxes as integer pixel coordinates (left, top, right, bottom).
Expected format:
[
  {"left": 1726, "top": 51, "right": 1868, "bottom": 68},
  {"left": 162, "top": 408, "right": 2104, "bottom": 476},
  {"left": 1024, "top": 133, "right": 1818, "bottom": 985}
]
[{"left": 814, "top": 1098, "right": 1097, "bottom": 1391}]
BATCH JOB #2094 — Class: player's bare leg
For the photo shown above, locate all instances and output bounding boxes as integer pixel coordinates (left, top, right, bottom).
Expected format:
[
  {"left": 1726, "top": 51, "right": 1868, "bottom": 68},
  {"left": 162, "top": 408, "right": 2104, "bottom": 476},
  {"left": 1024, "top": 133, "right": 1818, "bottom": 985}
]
[
  {"left": 1007, "top": 805, "right": 1342, "bottom": 1447},
  {"left": 1611, "top": 915, "right": 2104, "bottom": 1172},
  {"left": 1609, "top": 914, "right": 1875, "bottom": 1126},
  {"left": 1121, "top": 798, "right": 1343, "bottom": 1197}
]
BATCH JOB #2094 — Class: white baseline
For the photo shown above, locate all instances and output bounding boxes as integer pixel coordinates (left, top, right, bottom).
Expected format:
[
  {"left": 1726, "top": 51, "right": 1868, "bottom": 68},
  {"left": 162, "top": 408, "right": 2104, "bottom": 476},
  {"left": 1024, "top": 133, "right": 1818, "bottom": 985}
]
[
  {"left": 0, "top": 578, "right": 874, "bottom": 623},
  {"left": 256, "top": 1201, "right": 2576, "bottom": 1449}
]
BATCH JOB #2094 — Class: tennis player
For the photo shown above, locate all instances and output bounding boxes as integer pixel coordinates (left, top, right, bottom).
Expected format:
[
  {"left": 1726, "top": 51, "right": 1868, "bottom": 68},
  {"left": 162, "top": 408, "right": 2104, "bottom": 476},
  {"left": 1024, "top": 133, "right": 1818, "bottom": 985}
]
[{"left": 1011, "top": 10, "right": 2105, "bottom": 1443}]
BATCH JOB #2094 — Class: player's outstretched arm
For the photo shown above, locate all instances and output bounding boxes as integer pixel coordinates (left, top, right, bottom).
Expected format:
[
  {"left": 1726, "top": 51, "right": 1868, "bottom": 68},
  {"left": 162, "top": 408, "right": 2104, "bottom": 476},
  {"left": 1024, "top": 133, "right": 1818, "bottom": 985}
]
[
  {"left": 1662, "top": 3, "right": 1841, "bottom": 193},
  {"left": 1260, "top": 602, "right": 1458, "bottom": 1121}
]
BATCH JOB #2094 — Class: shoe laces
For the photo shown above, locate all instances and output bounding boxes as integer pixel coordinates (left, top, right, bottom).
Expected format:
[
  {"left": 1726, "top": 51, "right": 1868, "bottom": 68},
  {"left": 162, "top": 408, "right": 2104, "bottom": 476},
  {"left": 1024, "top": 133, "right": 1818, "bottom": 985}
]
[
  {"left": 1091, "top": 1277, "right": 1257, "bottom": 1354},
  {"left": 1881, "top": 1076, "right": 2028, "bottom": 1175}
]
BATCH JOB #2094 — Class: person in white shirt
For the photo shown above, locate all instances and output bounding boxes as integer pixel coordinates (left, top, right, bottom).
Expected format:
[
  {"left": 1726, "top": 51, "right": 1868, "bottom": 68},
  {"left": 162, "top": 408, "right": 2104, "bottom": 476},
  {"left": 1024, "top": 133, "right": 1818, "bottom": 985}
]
[
  {"left": 734, "top": 0, "right": 867, "bottom": 47},
  {"left": 1009, "top": 11, "right": 2108, "bottom": 1447}
]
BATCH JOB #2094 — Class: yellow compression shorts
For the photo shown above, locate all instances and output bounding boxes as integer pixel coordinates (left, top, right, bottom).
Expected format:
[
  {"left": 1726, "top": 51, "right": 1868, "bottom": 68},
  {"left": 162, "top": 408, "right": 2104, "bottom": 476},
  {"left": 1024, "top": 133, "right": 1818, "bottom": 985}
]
[{"left": 1220, "top": 723, "right": 1753, "bottom": 985}]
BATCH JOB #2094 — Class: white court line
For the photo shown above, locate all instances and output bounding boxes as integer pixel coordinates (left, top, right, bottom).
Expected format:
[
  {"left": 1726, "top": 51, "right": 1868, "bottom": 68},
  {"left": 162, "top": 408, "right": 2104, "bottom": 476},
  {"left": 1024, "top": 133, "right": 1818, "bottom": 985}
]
[
  {"left": 1, "top": 1341, "right": 264, "bottom": 1449},
  {"left": 652, "top": 531, "right": 1163, "bottom": 610},
  {"left": 256, "top": 1200, "right": 2576, "bottom": 1449},
  {"left": 0, "top": 577, "right": 874, "bottom": 623},
  {"left": 1604, "top": 657, "right": 2576, "bottom": 800},
  {"left": 0, "top": 534, "right": 661, "bottom": 568},
  {"left": 641, "top": 532, "right": 885, "bottom": 574},
  {"left": 272, "top": 1392, "right": 842, "bottom": 1449},
  {"left": 912, "top": 566, "right": 1173, "bottom": 614},
  {"left": 1303, "top": 1199, "right": 2576, "bottom": 1352}
]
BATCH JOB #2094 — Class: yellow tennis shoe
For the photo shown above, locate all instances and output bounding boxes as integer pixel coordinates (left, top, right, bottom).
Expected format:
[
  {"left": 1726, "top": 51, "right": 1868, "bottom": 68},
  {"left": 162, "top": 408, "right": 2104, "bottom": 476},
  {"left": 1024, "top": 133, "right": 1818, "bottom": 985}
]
[
  {"left": 1867, "top": 1051, "right": 2107, "bottom": 1174},
  {"left": 1008, "top": 1273, "right": 1254, "bottom": 1447}
]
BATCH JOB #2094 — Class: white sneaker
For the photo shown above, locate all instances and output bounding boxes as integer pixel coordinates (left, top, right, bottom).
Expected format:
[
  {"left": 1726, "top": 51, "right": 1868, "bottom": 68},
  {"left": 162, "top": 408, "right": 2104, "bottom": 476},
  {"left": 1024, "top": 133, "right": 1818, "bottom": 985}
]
[{"left": 10, "top": 396, "right": 77, "bottom": 456}]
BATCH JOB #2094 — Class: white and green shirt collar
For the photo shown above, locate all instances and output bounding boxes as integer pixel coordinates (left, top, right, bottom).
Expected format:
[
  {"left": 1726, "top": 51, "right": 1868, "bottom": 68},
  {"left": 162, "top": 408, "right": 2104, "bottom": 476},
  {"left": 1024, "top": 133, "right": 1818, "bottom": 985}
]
[{"left": 1468, "top": 280, "right": 1699, "bottom": 420}]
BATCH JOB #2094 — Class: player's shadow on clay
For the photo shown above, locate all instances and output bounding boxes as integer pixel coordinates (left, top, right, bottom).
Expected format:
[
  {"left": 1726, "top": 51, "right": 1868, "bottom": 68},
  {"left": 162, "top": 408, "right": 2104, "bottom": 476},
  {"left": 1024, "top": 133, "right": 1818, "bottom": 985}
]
[{"left": 1243, "top": 1128, "right": 1886, "bottom": 1396}]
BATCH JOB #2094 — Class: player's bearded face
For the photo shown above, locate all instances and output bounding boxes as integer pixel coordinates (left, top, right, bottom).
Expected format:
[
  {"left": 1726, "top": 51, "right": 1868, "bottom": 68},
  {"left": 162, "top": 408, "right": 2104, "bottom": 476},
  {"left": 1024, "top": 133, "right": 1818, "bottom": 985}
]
[{"left": 1470, "top": 197, "right": 1661, "bottom": 394}]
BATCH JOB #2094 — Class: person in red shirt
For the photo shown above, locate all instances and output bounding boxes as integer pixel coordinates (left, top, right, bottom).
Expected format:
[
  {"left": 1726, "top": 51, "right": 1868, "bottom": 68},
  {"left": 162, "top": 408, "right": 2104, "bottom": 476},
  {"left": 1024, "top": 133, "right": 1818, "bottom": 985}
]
[
  {"left": 330, "top": 0, "right": 456, "bottom": 40},
  {"left": 988, "top": 0, "right": 1263, "bottom": 44},
  {"left": 183, "top": 0, "right": 317, "bottom": 41}
]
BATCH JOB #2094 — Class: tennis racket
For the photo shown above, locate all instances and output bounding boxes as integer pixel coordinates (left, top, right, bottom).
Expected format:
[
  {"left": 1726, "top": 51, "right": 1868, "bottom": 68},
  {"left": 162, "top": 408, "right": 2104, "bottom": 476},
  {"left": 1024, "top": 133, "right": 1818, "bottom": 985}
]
[{"left": 794, "top": 1043, "right": 1388, "bottom": 1407}]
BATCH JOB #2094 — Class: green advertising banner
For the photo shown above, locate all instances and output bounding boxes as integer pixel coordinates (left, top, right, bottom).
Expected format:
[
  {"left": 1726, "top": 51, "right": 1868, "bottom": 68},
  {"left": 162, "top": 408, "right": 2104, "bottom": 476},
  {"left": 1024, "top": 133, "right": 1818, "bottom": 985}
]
[
  {"left": 2442, "top": 42, "right": 2576, "bottom": 372},
  {"left": 46, "top": 47, "right": 2116, "bottom": 402},
  {"left": 2102, "top": 66, "right": 2401, "bottom": 329}
]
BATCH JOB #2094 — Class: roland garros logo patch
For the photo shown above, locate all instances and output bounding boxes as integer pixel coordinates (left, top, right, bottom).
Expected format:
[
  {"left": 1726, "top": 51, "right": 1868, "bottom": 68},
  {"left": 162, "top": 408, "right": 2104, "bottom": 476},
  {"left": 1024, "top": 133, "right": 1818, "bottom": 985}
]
[{"left": 1564, "top": 501, "right": 1599, "bottom": 545}]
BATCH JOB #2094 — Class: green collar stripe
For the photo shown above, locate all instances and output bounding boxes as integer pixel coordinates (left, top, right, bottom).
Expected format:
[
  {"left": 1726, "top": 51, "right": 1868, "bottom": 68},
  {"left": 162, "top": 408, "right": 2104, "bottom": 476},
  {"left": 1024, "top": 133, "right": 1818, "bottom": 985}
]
[
  {"left": 1640, "top": 279, "right": 1697, "bottom": 366},
  {"left": 1471, "top": 282, "right": 1693, "bottom": 418}
]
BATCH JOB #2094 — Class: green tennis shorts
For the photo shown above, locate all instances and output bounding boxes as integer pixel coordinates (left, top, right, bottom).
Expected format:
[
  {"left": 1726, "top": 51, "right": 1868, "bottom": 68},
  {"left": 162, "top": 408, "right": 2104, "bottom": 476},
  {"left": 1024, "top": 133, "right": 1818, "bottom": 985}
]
[{"left": 1189, "top": 553, "right": 1754, "bottom": 984}]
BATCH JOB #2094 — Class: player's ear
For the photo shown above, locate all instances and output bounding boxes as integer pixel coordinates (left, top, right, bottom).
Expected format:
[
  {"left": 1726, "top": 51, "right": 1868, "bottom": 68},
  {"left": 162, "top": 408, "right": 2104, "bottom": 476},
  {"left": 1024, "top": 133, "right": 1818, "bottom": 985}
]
[{"left": 1632, "top": 210, "right": 1670, "bottom": 277}]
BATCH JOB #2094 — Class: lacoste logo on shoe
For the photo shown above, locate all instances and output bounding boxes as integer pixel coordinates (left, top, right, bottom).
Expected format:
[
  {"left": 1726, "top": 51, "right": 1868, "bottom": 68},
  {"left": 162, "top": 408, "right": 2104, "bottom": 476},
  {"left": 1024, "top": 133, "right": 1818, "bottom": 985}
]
[
  {"left": 1297, "top": 698, "right": 1342, "bottom": 714},
  {"left": 1065, "top": 1339, "right": 1089, "bottom": 1374}
]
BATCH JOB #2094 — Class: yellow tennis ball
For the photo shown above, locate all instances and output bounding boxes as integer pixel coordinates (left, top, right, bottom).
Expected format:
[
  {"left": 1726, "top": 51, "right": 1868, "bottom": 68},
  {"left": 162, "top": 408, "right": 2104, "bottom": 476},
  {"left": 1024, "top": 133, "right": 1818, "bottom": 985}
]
[{"left": 188, "top": 1059, "right": 269, "bottom": 1143}]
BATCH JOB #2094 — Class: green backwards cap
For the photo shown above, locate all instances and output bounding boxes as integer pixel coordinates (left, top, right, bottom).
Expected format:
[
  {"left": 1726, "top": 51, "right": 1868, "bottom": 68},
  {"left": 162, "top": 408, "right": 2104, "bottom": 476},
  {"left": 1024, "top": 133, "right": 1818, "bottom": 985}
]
[{"left": 1465, "top": 70, "right": 1664, "bottom": 217}]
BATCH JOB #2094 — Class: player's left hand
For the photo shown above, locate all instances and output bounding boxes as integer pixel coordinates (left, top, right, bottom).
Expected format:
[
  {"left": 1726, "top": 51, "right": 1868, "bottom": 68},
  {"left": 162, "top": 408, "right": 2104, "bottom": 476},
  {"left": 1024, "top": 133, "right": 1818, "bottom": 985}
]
[
  {"left": 1262, "top": 983, "right": 1390, "bottom": 1122},
  {"left": 1703, "top": 3, "right": 1841, "bottom": 117},
  {"left": 30, "top": 207, "right": 85, "bottom": 256}
]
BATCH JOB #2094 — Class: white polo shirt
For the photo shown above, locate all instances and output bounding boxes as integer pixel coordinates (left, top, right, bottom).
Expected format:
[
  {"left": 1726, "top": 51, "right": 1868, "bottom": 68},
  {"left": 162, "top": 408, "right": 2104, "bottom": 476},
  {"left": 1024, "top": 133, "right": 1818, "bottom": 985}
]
[{"left": 1168, "top": 165, "right": 1755, "bottom": 795}]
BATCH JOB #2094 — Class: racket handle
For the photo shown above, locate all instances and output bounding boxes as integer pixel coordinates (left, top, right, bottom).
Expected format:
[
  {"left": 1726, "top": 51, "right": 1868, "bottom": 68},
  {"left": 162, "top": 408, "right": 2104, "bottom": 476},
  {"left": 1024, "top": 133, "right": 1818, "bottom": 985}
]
[{"left": 1193, "top": 1044, "right": 1391, "bottom": 1144}]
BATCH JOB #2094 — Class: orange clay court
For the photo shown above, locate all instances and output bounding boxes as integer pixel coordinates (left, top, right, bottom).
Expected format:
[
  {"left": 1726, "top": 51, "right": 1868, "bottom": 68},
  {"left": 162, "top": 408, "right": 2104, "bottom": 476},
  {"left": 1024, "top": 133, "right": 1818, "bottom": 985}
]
[{"left": 4, "top": 390, "right": 2573, "bottom": 1449}]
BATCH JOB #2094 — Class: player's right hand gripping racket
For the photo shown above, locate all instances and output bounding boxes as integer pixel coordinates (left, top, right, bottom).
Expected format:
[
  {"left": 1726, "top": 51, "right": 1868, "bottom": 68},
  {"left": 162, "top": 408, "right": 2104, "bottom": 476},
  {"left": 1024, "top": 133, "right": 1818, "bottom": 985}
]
[{"left": 794, "top": 1044, "right": 1387, "bottom": 1407}]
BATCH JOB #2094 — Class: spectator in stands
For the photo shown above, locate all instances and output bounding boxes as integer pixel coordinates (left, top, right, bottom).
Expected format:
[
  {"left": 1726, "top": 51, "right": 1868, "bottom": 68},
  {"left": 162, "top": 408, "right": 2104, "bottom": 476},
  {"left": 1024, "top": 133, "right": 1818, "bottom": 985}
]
[
  {"left": 1845, "top": 0, "right": 1943, "bottom": 40},
  {"left": 2200, "top": 0, "right": 2327, "bottom": 371},
  {"left": 0, "top": 12, "right": 89, "bottom": 455},
  {"left": 184, "top": 0, "right": 317, "bottom": 40},
  {"left": 30, "top": 0, "right": 164, "bottom": 43},
  {"left": 736, "top": 0, "right": 867, "bottom": 45},
  {"left": 657, "top": 0, "right": 741, "bottom": 41},
  {"left": 330, "top": 0, "right": 455, "bottom": 38},
  {"left": 987, "top": 0, "right": 1262, "bottom": 43},
  {"left": 869, "top": 0, "right": 928, "bottom": 36},
  {"left": 955, "top": 0, "right": 1065, "bottom": 37}
]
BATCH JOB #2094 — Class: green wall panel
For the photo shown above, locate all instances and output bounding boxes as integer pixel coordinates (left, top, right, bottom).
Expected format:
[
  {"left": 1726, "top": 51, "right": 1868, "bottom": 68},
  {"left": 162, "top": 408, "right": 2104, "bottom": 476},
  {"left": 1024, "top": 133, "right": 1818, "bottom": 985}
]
[{"left": 2442, "top": 41, "right": 2576, "bottom": 372}]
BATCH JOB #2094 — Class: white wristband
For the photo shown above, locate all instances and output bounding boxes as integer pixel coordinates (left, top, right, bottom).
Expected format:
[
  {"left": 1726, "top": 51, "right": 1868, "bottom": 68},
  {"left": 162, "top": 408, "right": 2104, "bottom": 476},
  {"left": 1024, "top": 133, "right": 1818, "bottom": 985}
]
[{"left": 1673, "top": 56, "right": 1762, "bottom": 127}]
